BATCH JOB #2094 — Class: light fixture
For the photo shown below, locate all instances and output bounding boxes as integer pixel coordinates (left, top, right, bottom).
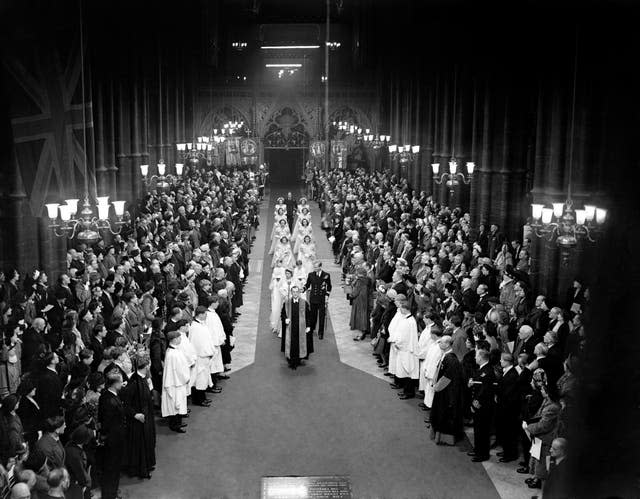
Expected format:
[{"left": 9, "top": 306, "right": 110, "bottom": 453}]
[
  {"left": 265, "top": 63, "right": 303, "bottom": 68},
  {"left": 388, "top": 143, "right": 419, "bottom": 171},
  {"left": 326, "top": 41, "right": 341, "bottom": 50},
  {"left": 232, "top": 41, "right": 247, "bottom": 51},
  {"left": 45, "top": 0, "right": 127, "bottom": 244},
  {"left": 529, "top": 28, "right": 606, "bottom": 256},
  {"left": 260, "top": 45, "right": 320, "bottom": 50},
  {"left": 431, "top": 66, "right": 476, "bottom": 198},
  {"left": 432, "top": 157, "right": 474, "bottom": 191},
  {"left": 140, "top": 159, "right": 183, "bottom": 189}
]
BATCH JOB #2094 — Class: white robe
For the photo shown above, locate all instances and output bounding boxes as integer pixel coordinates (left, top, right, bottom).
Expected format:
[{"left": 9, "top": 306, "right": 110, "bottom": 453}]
[
  {"left": 386, "top": 310, "right": 403, "bottom": 376},
  {"left": 205, "top": 309, "right": 227, "bottom": 374},
  {"left": 270, "top": 267, "right": 286, "bottom": 333},
  {"left": 417, "top": 324, "right": 434, "bottom": 391},
  {"left": 161, "top": 346, "right": 191, "bottom": 417},
  {"left": 389, "top": 313, "right": 420, "bottom": 379},
  {"left": 423, "top": 339, "right": 444, "bottom": 406},
  {"left": 177, "top": 331, "right": 197, "bottom": 389},
  {"left": 188, "top": 320, "right": 215, "bottom": 390}
]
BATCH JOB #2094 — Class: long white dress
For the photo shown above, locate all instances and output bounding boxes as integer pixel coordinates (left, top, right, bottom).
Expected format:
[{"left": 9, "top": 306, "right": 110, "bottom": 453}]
[
  {"left": 272, "top": 241, "right": 295, "bottom": 268},
  {"left": 270, "top": 267, "right": 286, "bottom": 333},
  {"left": 161, "top": 346, "right": 191, "bottom": 417},
  {"left": 292, "top": 213, "right": 312, "bottom": 238},
  {"left": 270, "top": 225, "right": 291, "bottom": 254},
  {"left": 293, "top": 225, "right": 314, "bottom": 254},
  {"left": 297, "top": 241, "right": 316, "bottom": 274}
]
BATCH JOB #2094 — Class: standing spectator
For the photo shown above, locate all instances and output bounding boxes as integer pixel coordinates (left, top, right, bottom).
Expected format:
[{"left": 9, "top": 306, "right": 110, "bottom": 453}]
[{"left": 98, "top": 371, "right": 126, "bottom": 499}]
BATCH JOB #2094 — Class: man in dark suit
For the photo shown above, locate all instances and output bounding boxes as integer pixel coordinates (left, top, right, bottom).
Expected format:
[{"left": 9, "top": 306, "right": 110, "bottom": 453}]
[
  {"left": 475, "top": 284, "right": 491, "bottom": 315},
  {"left": 303, "top": 261, "right": 332, "bottom": 340},
  {"left": 21, "top": 317, "right": 47, "bottom": 370},
  {"left": 513, "top": 325, "right": 538, "bottom": 359},
  {"left": 284, "top": 191, "right": 297, "bottom": 230},
  {"left": 496, "top": 353, "right": 521, "bottom": 462},
  {"left": 35, "top": 351, "right": 63, "bottom": 420},
  {"left": 468, "top": 349, "right": 496, "bottom": 462},
  {"left": 99, "top": 370, "right": 126, "bottom": 499},
  {"left": 543, "top": 437, "right": 571, "bottom": 499}
]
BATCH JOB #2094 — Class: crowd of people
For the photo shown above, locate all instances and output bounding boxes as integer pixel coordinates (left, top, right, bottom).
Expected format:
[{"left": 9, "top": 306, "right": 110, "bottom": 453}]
[
  {"left": 0, "top": 165, "right": 262, "bottom": 498},
  {"left": 317, "top": 168, "right": 581, "bottom": 497}
]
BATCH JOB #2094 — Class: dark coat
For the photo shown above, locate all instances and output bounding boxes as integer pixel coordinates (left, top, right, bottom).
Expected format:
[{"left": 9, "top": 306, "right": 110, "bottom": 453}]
[
  {"left": 431, "top": 352, "right": 465, "bottom": 438},
  {"left": 35, "top": 368, "right": 63, "bottom": 419},
  {"left": 542, "top": 458, "right": 571, "bottom": 499},
  {"left": 349, "top": 276, "right": 371, "bottom": 332},
  {"left": 121, "top": 373, "right": 156, "bottom": 477}
]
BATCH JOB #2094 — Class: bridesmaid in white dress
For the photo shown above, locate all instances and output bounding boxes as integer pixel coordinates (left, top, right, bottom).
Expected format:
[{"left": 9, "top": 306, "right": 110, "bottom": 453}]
[
  {"left": 269, "top": 262, "right": 286, "bottom": 334},
  {"left": 293, "top": 218, "right": 314, "bottom": 254},
  {"left": 297, "top": 235, "right": 316, "bottom": 274},
  {"left": 274, "top": 197, "right": 286, "bottom": 214},
  {"left": 271, "top": 236, "right": 295, "bottom": 268},
  {"left": 270, "top": 218, "right": 291, "bottom": 254},
  {"left": 293, "top": 206, "right": 312, "bottom": 236}
]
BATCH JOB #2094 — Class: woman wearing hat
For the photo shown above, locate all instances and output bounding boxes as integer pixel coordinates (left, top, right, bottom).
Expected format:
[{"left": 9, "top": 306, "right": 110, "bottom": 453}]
[
  {"left": 349, "top": 267, "right": 372, "bottom": 341},
  {"left": 522, "top": 369, "right": 561, "bottom": 490}
]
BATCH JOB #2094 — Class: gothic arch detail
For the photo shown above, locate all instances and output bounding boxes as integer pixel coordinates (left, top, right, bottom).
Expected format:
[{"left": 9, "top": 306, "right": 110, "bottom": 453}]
[
  {"left": 263, "top": 106, "right": 310, "bottom": 148},
  {"left": 329, "top": 105, "right": 373, "bottom": 132},
  {"left": 198, "top": 106, "right": 249, "bottom": 136}
]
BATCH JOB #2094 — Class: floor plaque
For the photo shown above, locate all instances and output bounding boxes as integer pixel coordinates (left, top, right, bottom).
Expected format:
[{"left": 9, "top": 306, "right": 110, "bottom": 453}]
[{"left": 261, "top": 475, "right": 352, "bottom": 499}]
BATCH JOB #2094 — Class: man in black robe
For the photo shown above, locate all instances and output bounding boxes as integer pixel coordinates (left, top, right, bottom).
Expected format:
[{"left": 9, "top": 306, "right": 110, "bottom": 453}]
[
  {"left": 121, "top": 353, "right": 157, "bottom": 479},
  {"left": 429, "top": 335, "right": 464, "bottom": 446},
  {"left": 280, "top": 287, "right": 310, "bottom": 370},
  {"left": 468, "top": 349, "right": 496, "bottom": 462},
  {"left": 99, "top": 370, "right": 126, "bottom": 499}
]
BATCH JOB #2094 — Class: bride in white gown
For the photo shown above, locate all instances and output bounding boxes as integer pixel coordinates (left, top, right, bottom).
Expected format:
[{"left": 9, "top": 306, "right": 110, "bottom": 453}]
[{"left": 269, "top": 262, "right": 286, "bottom": 334}]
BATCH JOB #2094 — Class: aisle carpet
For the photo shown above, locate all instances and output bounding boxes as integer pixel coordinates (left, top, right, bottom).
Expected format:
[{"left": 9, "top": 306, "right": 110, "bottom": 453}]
[{"left": 120, "top": 185, "right": 501, "bottom": 499}]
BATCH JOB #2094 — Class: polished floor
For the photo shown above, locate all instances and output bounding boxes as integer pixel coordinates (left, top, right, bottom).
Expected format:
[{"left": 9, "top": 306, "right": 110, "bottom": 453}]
[{"left": 119, "top": 185, "right": 503, "bottom": 499}]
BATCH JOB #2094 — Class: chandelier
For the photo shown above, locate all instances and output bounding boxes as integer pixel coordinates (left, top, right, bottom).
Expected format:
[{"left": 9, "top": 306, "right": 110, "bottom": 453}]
[
  {"left": 389, "top": 144, "right": 420, "bottom": 168},
  {"left": 432, "top": 158, "right": 474, "bottom": 192},
  {"left": 529, "top": 29, "right": 606, "bottom": 252},
  {"left": 140, "top": 160, "right": 183, "bottom": 188},
  {"left": 232, "top": 41, "right": 247, "bottom": 51},
  {"left": 45, "top": 0, "right": 127, "bottom": 245},
  {"left": 364, "top": 134, "right": 390, "bottom": 150},
  {"left": 177, "top": 137, "right": 214, "bottom": 164}
]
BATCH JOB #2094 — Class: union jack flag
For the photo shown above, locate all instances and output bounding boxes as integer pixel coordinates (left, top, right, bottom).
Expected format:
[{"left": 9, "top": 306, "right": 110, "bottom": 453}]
[{"left": 2, "top": 31, "right": 95, "bottom": 216}]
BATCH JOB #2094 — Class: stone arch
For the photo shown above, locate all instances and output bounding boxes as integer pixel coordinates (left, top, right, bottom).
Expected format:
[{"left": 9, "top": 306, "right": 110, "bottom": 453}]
[
  {"left": 329, "top": 104, "right": 373, "bottom": 132},
  {"left": 262, "top": 106, "right": 310, "bottom": 148},
  {"left": 198, "top": 106, "right": 250, "bottom": 136}
]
